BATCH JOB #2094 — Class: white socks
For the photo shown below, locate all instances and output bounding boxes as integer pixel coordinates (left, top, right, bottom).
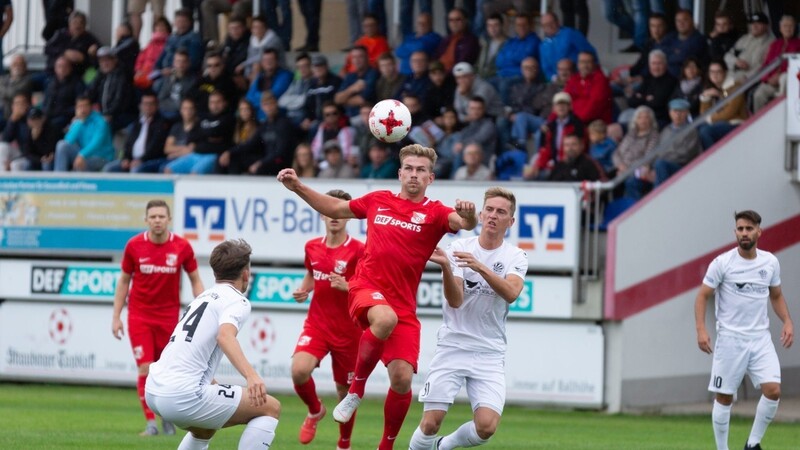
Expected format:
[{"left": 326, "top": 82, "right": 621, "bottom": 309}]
[
  {"left": 439, "top": 421, "right": 489, "bottom": 450},
  {"left": 712, "top": 400, "right": 732, "bottom": 450},
  {"left": 747, "top": 395, "right": 779, "bottom": 447},
  {"left": 178, "top": 432, "right": 210, "bottom": 450},
  {"left": 238, "top": 416, "right": 279, "bottom": 450},
  {"left": 409, "top": 426, "right": 438, "bottom": 450}
]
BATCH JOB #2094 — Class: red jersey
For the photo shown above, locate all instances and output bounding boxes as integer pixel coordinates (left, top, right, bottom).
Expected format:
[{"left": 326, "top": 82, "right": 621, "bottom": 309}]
[
  {"left": 121, "top": 232, "right": 198, "bottom": 324},
  {"left": 349, "top": 190, "right": 454, "bottom": 317},
  {"left": 303, "top": 235, "right": 365, "bottom": 341}
]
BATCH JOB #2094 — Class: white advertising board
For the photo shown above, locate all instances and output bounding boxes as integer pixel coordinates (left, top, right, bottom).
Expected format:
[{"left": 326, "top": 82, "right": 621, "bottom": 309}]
[
  {"left": 0, "top": 301, "right": 603, "bottom": 407},
  {"left": 172, "top": 179, "right": 580, "bottom": 270},
  {"left": 787, "top": 55, "right": 800, "bottom": 139}
]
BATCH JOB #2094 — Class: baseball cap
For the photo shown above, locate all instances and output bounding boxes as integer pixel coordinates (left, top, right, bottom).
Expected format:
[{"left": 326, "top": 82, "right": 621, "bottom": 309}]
[
  {"left": 311, "top": 54, "right": 328, "bottom": 66},
  {"left": 97, "top": 46, "right": 114, "bottom": 58},
  {"left": 323, "top": 139, "right": 342, "bottom": 153},
  {"left": 27, "top": 107, "right": 44, "bottom": 120},
  {"left": 668, "top": 98, "right": 690, "bottom": 111},
  {"left": 748, "top": 12, "right": 769, "bottom": 24},
  {"left": 553, "top": 92, "right": 572, "bottom": 104},
  {"left": 452, "top": 62, "right": 474, "bottom": 77},
  {"left": 428, "top": 61, "right": 445, "bottom": 73}
]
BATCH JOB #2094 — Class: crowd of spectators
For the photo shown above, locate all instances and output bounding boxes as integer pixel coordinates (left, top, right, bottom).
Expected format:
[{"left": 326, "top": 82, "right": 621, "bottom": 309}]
[{"left": 0, "top": 3, "right": 796, "bottom": 205}]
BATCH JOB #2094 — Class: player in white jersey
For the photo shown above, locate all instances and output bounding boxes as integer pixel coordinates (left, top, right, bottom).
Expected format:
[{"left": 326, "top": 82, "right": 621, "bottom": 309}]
[
  {"left": 145, "top": 239, "right": 281, "bottom": 450},
  {"left": 409, "top": 187, "right": 528, "bottom": 450},
  {"left": 695, "top": 210, "right": 793, "bottom": 450}
]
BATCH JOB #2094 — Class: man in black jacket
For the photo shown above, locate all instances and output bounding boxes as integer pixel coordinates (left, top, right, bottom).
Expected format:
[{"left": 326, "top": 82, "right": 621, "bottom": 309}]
[
  {"left": 103, "top": 92, "right": 172, "bottom": 173},
  {"left": 302, "top": 55, "right": 342, "bottom": 135},
  {"left": 548, "top": 133, "right": 604, "bottom": 182},
  {"left": 42, "top": 56, "right": 84, "bottom": 131},
  {"left": 87, "top": 46, "right": 136, "bottom": 132}
]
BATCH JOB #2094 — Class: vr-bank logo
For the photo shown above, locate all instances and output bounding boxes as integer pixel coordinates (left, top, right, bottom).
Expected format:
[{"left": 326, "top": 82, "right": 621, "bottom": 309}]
[
  {"left": 518, "top": 206, "right": 564, "bottom": 251},
  {"left": 184, "top": 198, "right": 226, "bottom": 242}
]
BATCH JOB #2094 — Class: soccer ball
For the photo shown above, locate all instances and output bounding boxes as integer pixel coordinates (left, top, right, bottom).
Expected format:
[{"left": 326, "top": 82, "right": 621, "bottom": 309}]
[{"left": 369, "top": 99, "right": 412, "bottom": 143}]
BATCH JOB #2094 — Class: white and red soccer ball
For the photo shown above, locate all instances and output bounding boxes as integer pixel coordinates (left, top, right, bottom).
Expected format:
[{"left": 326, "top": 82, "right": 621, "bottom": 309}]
[{"left": 369, "top": 99, "right": 411, "bottom": 143}]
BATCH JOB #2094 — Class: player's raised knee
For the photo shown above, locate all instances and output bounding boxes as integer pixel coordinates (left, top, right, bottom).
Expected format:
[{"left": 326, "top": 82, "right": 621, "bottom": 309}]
[{"left": 368, "top": 305, "right": 398, "bottom": 336}]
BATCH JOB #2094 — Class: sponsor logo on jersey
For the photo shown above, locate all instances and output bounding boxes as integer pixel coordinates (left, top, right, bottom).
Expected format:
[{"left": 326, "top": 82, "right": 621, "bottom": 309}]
[
  {"left": 334, "top": 260, "right": 347, "bottom": 274},
  {"left": 166, "top": 253, "right": 177, "bottom": 266},
  {"left": 31, "top": 266, "right": 120, "bottom": 297},
  {"left": 373, "top": 214, "right": 422, "bottom": 232},
  {"left": 410, "top": 212, "right": 427, "bottom": 224},
  {"left": 184, "top": 198, "right": 226, "bottom": 242},
  {"left": 518, "top": 205, "right": 565, "bottom": 252},
  {"left": 140, "top": 264, "right": 178, "bottom": 274},
  {"left": 312, "top": 269, "right": 331, "bottom": 281},
  {"left": 732, "top": 282, "right": 768, "bottom": 294}
]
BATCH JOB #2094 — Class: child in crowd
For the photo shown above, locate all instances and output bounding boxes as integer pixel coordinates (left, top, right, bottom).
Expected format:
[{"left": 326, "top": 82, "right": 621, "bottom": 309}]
[{"left": 587, "top": 119, "right": 617, "bottom": 177}]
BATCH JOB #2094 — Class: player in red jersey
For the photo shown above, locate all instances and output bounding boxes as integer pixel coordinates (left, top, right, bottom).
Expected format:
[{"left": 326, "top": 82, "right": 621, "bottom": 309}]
[
  {"left": 278, "top": 144, "right": 477, "bottom": 450},
  {"left": 291, "top": 189, "right": 366, "bottom": 449},
  {"left": 111, "top": 199, "right": 205, "bottom": 436}
]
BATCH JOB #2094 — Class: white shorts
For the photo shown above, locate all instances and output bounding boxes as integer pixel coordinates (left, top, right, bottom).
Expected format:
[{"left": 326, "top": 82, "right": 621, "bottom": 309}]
[
  {"left": 145, "top": 383, "right": 242, "bottom": 430},
  {"left": 418, "top": 345, "right": 505, "bottom": 415},
  {"left": 708, "top": 332, "right": 781, "bottom": 395}
]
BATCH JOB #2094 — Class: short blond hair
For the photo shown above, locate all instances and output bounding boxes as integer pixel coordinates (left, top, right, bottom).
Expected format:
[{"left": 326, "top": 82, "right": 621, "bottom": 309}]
[
  {"left": 399, "top": 144, "right": 438, "bottom": 170},
  {"left": 484, "top": 186, "right": 516, "bottom": 217},
  {"left": 588, "top": 119, "right": 607, "bottom": 134}
]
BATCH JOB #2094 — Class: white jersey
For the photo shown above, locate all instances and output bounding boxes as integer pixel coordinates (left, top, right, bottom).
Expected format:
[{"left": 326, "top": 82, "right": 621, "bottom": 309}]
[
  {"left": 702, "top": 247, "right": 781, "bottom": 337},
  {"left": 147, "top": 283, "right": 251, "bottom": 395},
  {"left": 437, "top": 236, "right": 528, "bottom": 353}
]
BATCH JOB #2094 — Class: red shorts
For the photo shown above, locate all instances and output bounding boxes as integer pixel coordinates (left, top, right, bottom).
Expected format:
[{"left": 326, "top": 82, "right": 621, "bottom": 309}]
[
  {"left": 293, "top": 324, "right": 360, "bottom": 386},
  {"left": 128, "top": 318, "right": 174, "bottom": 366},
  {"left": 349, "top": 287, "right": 421, "bottom": 372}
]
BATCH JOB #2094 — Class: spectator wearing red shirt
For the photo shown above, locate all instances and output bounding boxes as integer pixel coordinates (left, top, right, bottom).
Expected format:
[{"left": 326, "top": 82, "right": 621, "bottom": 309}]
[
  {"left": 565, "top": 51, "right": 612, "bottom": 124},
  {"left": 435, "top": 7, "right": 480, "bottom": 74},
  {"left": 525, "top": 92, "right": 586, "bottom": 180},
  {"left": 752, "top": 15, "right": 800, "bottom": 111},
  {"left": 111, "top": 200, "right": 205, "bottom": 436}
]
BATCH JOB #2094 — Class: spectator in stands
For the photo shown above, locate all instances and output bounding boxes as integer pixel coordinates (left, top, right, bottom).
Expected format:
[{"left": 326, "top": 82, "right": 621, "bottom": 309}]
[
  {"left": 452, "top": 62, "right": 503, "bottom": 122},
  {"left": 539, "top": 12, "right": 596, "bottom": 82},
  {"left": 432, "top": 107, "right": 462, "bottom": 179},
  {"left": 342, "top": 14, "right": 391, "bottom": 76},
  {"left": 435, "top": 8, "right": 480, "bottom": 74},
  {"left": 614, "top": 105, "right": 659, "bottom": 200},
  {"left": 533, "top": 58, "right": 574, "bottom": 121},
  {"left": 128, "top": 0, "right": 164, "bottom": 39},
  {"left": 246, "top": 48, "right": 293, "bottom": 121},
  {"left": 233, "top": 99, "right": 258, "bottom": 145},
  {"left": 475, "top": 13, "right": 506, "bottom": 81},
  {"left": 400, "top": 51, "right": 433, "bottom": 99},
  {"left": 103, "top": 92, "right": 171, "bottom": 173},
  {"left": 0, "top": 55, "right": 33, "bottom": 120},
  {"left": 565, "top": 51, "right": 612, "bottom": 125},
  {"left": 493, "top": 14, "right": 540, "bottom": 104},
  {"left": 200, "top": 0, "right": 251, "bottom": 45},
  {"left": 398, "top": 0, "right": 433, "bottom": 39},
  {"left": 453, "top": 142, "right": 491, "bottom": 181},
  {"left": 133, "top": 17, "right": 170, "bottom": 90},
  {"left": 291, "top": 142, "right": 318, "bottom": 178},
  {"left": 155, "top": 49, "right": 198, "bottom": 121},
  {"left": 624, "top": 13, "right": 669, "bottom": 83},
  {"left": 42, "top": 56, "right": 85, "bottom": 131},
  {"left": 351, "top": 103, "right": 374, "bottom": 168},
  {"left": 395, "top": 12, "right": 442, "bottom": 76},
  {"left": 652, "top": 98, "right": 701, "bottom": 186},
  {"left": 506, "top": 57, "right": 546, "bottom": 149},
  {"left": 311, "top": 102, "right": 356, "bottom": 167},
  {"left": 344, "top": 0, "right": 367, "bottom": 45},
  {"left": 525, "top": 92, "right": 585, "bottom": 180},
  {"left": 241, "top": 16, "right": 285, "bottom": 78},
  {"left": 197, "top": 52, "right": 238, "bottom": 115},
  {"left": 0, "top": 93, "right": 30, "bottom": 171},
  {"left": 751, "top": 15, "right": 800, "bottom": 112},
  {"left": 374, "top": 52, "right": 405, "bottom": 102},
  {"left": 303, "top": 55, "right": 342, "bottom": 134},
  {"left": 548, "top": 133, "right": 604, "bottom": 182},
  {"left": 724, "top": 12, "right": 773, "bottom": 83},
  {"left": 219, "top": 91, "right": 295, "bottom": 175},
  {"left": 706, "top": 10, "right": 739, "bottom": 61},
  {"left": 670, "top": 57, "right": 704, "bottom": 118},
  {"left": 87, "top": 46, "right": 136, "bottom": 132},
  {"left": 8, "top": 107, "right": 59, "bottom": 171},
  {"left": 451, "top": 96, "right": 497, "bottom": 172},
  {"left": 697, "top": 60, "right": 747, "bottom": 150},
  {"left": 262, "top": 0, "right": 292, "bottom": 51},
  {"left": 221, "top": 17, "right": 251, "bottom": 92},
  {"left": 53, "top": 95, "right": 114, "bottom": 172},
  {"left": 334, "top": 46, "right": 378, "bottom": 118},
  {"left": 279, "top": 53, "right": 314, "bottom": 126},
  {"left": 111, "top": 22, "right": 139, "bottom": 80},
  {"left": 587, "top": 119, "right": 617, "bottom": 176},
  {"left": 163, "top": 97, "right": 199, "bottom": 167},
  {"left": 165, "top": 91, "right": 234, "bottom": 174},
  {"left": 317, "top": 140, "right": 357, "bottom": 179},
  {"left": 423, "top": 61, "right": 455, "bottom": 123},
  {"left": 626, "top": 49, "right": 677, "bottom": 127},
  {"left": 44, "top": 10, "right": 100, "bottom": 77},
  {"left": 661, "top": 9, "right": 709, "bottom": 78},
  {"left": 154, "top": 9, "right": 204, "bottom": 75},
  {"left": 482, "top": 0, "right": 534, "bottom": 25},
  {"left": 360, "top": 140, "right": 398, "bottom": 178},
  {"left": 560, "top": 0, "right": 589, "bottom": 36}
]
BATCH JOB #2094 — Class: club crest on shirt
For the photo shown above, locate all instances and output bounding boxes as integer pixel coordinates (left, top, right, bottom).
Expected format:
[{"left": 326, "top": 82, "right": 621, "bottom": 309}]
[
  {"left": 371, "top": 291, "right": 385, "bottom": 300},
  {"left": 166, "top": 253, "right": 178, "bottom": 266},
  {"left": 334, "top": 260, "right": 347, "bottom": 274},
  {"left": 492, "top": 262, "right": 505, "bottom": 274},
  {"left": 759, "top": 269, "right": 768, "bottom": 279},
  {"left": 410, "top": 212, "right": 427, "bottom": 224}
]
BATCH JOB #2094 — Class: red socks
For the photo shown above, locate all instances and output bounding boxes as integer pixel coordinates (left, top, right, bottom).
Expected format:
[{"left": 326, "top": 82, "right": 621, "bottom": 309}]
[
  {"left": 293, "top": 377, "right": 322, "bottom": 415},
  {"left": 349, "top": 328, "right": 386, "bottom": 398},
  {"left": 338, "top": 409, "right": 357, "bottom": 448},
  {"left": 137, "top": 374, "right": 155, "bottom": 420},
  {"left": 378, "top": 388, "right": 412, "bottom": 449}
]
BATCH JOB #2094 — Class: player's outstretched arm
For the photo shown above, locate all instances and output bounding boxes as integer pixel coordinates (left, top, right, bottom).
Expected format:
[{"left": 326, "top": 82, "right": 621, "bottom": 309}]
[
  {"left": 453, "top": 251, "right": 524, "bottom": 303},
  {"left": 111, "top": 271, "right": 132, "bottom": 340},
  {"left": 217, "top": 323, "right": 268, "bottom": 407},
  {"left": 448, "top": 199, "right": 477, "bottom": 232},
  {"left": 277, "top": 168, "right": 355, "bottom": 219},
  {"left": 694, "top": 284, "right": 715, "bottom": 354},
  {"left": 430, "top": 247, "right": 464, "bottom": 308},
  {"left": 769, "top": 285, "right": 794, "bottom": 348}
]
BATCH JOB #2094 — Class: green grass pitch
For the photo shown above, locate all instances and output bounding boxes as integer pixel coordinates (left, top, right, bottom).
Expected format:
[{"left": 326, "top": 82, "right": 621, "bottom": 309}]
[{"left": 1, "top": 382, "right": 798, "bottom": 449}]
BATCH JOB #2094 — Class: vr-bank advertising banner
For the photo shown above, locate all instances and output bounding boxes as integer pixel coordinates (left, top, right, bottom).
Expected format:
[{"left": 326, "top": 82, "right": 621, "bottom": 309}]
[
  {"left": 173, "top": 179, "right": 580, "bottom": 270},
  {"left": 0, "top": 176, "right": 174, "bottom": 252}
]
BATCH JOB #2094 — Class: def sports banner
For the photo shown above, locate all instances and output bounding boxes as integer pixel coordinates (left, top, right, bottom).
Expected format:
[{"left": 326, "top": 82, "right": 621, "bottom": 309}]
[{"left": 173, "top": 178, "right": 581, "bottom": 270}]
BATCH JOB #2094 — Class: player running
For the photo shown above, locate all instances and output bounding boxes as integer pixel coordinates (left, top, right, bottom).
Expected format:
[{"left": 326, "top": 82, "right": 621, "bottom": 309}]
[
  {"left": 278, "top": 144, "right": 477, "bottom": 449},
  {"left": 291, "top": 189, "right": 366, "bottom": 449},
  {"left": 111, "top": 199, "right": 204, "bottom": 436},
  {"left": 409, "top": 187, "right": 528, "bottom": 450}
]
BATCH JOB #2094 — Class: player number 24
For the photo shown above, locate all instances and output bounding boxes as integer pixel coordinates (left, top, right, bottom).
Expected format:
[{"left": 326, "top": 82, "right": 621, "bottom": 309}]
[{"left": 170, "top": 302, "right": 209, "bottom": 343}]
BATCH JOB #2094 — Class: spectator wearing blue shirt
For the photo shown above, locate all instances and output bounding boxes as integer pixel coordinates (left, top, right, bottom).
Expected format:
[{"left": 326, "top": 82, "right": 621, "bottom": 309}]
[
  {"left": 395, "top": 12, "right": 441, "bottom": 76},
  {"left": 492, "top": 14, "right": 540, "bottom": 104},
  {"left": 334, "top": 46, "right": 378, "bottom": 118},
  {"left": 154, "top": 9, "right": 204, "bottom": 75},
  {"left": 587, "top": 119, "right": 617, "bottom": 176},
  {"left": 53, "top": 96, "right": 114, "bottom": 172},
  {"left": 660, "top": 9, "right": 709, "bottom": 78},
  {"left": 539, "top": 12, "right": 597, "bottom": 82},
  {"left": 400, "top": 51, "right": 433, "bottom": 100},
  {"left": 246, "top": 48, "right": 293, "bottom": 121}
]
